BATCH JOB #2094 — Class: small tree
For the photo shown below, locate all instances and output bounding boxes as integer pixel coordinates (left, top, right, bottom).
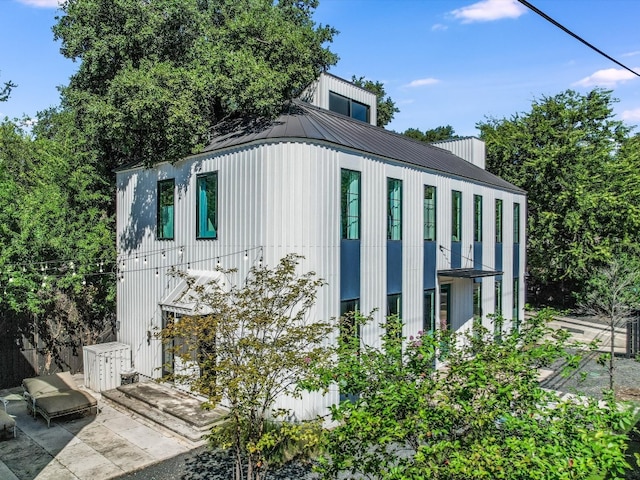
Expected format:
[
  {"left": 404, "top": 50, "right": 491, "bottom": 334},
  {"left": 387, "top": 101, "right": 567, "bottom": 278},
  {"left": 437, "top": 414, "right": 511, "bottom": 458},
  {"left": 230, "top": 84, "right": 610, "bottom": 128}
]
[
  {"left": 579, "top": 254, "right": 640, "bottom": 396},
  {"left": 308, "top": 310, "right": 633, "bottom": 479},
  {"left": 162, "top": 254, "right": 332, "bottom": 480}
]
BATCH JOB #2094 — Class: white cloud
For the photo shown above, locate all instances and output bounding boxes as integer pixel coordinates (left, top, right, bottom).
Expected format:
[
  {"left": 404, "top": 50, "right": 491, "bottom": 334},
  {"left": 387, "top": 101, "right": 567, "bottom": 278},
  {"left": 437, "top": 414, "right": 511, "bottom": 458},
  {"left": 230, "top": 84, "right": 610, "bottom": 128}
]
[
  {"left": 451, "top": 0, "right": 527, "bottom": 23},
  {"left": 405, "top": 78, "right": 440, "bottom": 88},
  {"left": 431, "top": 23, "right": 448, "bottom": 32},
  {"left": 572, "top": 67, "right": 640, "bottom": 87},
  {"left": 16, "top": 0, "right": 61, "bottom": 8},
  {"left": 621, "top": 51, "right": 640, "bottom": 58},
  {"left": 621, "top": 108, "right": 640, "bottom": 122}
]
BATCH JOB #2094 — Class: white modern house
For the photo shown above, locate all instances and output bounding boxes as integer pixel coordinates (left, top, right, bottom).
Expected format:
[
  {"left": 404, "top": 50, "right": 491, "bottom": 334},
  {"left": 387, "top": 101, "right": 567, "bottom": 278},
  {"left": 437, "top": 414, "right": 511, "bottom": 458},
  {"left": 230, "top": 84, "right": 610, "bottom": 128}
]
[{"left": 115, "top": 73, "right": 526, "bottom": 419}]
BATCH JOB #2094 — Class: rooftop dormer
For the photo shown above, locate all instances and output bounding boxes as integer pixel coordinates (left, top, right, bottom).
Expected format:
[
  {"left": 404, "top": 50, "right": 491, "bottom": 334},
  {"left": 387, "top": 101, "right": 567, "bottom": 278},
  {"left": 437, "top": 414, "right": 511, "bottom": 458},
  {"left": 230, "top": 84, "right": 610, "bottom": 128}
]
[{"left": 300, "top": 72, "right": 378, "bottom": 126}]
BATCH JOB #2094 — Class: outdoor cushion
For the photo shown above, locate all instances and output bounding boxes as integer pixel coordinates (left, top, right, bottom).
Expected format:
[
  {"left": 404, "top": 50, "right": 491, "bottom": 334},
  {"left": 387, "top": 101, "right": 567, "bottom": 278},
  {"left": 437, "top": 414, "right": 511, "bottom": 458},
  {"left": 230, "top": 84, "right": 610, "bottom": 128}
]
[
  {"left": 34, "top": 390, "right": 97, "bottom": 416},
  {"left": 23, "top": 371, "right": 77, "bottom": 397}
]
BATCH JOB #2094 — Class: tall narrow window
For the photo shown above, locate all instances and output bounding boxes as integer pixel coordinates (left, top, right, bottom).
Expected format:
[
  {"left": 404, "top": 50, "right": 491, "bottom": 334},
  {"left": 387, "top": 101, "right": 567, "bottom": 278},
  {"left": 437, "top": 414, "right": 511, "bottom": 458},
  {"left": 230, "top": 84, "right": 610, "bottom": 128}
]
[
  {"left": 424, "top": 289, "right": 436, "bottom": 334},
  {"left": 341, "top": 169, "right": 361, "bottom": 240},
  {"left": 494, "top": 279, "right": 503, "bottom": 341},
  {"left": 157, "top": 179, "right": 175, "bottom": 240},
  {"left": 196, "top": 173, "right": 217, "bottom": 239},
  {"left": 495, "top": 199, "right": 503, "bottom": 243},
  {"left": 424, "top": 185, "right": 436, "bottom": 241},
  {"left": 513, "top": 278, "right": 520, "bottom": 331},
  {"left": 473, "top": 283, "right": 482, "bottom": 321},
  {"left": 387, "top": 293, "right": 402, "bottom": 318},
  {"left": 513, "top": 202, "right": 520, "bottom": 244},
  {"left": 388, "top": 178, "right": 402, "bottom": 240},
  {"left": 440, "top": 284, "right": 451, "bottom": 330},
  {"left": 474, "top": 194, "right": 483, "bottom": 242},
  {"left": 452, "top": 190, "right": 462, "bottom": 242}
]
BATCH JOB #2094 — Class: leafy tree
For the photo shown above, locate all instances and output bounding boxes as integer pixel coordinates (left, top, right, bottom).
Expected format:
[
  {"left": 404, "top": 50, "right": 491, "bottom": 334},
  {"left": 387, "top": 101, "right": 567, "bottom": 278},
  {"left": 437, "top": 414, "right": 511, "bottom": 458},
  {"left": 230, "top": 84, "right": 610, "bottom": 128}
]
[
  {"left": 161, "top": 254, "right": 332, "bottom": 480},
  {"left": 54, "top": 0, "right": 338, "bottom": 170},
  {"left": 0, "top": 72, "right": 15, "bottom": 102},
  {"left": 350, "top": 76, "right": 399, "bottom": 127},
  {"left": 307, "top": 310, "right": 634, "bottom": 479},
  {"left": 403, "top": 124, "right": 459, "bottom": 142},
  {"left": 477, "top": 89, "right": 636, "bottom": 305},
  {"left": 0, "top": 111, "right": 115, "bottom": 371},
  {"left": 579, "top": 254, "right": 640, "bottom": 397}
]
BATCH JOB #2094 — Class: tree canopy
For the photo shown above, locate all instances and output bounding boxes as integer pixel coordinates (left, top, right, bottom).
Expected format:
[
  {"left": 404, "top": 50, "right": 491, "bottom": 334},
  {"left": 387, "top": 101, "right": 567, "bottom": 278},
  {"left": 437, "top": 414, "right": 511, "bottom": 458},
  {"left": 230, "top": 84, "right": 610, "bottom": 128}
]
[
  {"left": 0, "top": 72, "right": 16, "bottom": 103},
  {"left": 478, "top": 89, "right": 640, "bottom": 305},
  {"left": 350, "top": 76, "right": 398, "bottom": 127},
  {"left": 403, "top": 125, "right": 459, "bottom": 142},
  {"left": 54, "top": 0, "right": 338, "bottom": 169}
]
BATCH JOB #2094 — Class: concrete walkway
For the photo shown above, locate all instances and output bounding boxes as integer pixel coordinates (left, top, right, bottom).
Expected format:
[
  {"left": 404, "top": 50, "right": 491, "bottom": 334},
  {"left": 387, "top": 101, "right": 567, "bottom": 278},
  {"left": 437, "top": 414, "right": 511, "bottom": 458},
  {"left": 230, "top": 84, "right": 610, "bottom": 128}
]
[{"left": 0, "top": 377, "right": 198, "bottom": 480}]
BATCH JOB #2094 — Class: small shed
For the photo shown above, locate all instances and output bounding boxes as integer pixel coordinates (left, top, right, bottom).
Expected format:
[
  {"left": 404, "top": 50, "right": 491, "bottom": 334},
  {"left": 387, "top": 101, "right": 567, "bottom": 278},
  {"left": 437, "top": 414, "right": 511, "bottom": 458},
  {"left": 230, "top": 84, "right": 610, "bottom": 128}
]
[{"left": 83, "top": 342, "right": 132, "bottom": 392}]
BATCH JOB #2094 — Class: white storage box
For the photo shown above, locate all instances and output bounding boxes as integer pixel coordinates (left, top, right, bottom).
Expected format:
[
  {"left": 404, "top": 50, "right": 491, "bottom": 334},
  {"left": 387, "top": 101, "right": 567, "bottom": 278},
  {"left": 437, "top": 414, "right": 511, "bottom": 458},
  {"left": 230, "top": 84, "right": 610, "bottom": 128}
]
[{"left": 83, "top": 342, "right": 132, "bottom": 392}]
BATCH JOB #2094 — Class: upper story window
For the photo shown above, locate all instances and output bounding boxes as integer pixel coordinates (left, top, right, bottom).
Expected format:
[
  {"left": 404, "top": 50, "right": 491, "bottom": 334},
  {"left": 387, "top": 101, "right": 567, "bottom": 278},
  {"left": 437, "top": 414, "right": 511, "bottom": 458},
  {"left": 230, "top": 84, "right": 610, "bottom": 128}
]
[
  {"left": 452, "top": 190, "right": 462, "bottom": 242},
  {"left": 329, "top": 91, "right": 370, "bottom": 123},
  {"left": 341, "top": 169, "right": 361, "bottom": 240},
  {"left": 495, "top": 199, "right": 503, "bottom": 243},
  {"left": 513, "top": 202, "right": 521, "bottom": 244},
  {"left": 387, "top": 178, "right": 402, "bottom": 241},
  {"left": 196, "top": 173, "right": 218, "bottom": 239},
  {"left": 157, "top": 179, "right": 175, "bottom": 240},
  {"left": 474, "top": 194, "right": 483, "bottom": 242},
  {"left": 424, "top": 185, "right": 436, "bottom": 241}
]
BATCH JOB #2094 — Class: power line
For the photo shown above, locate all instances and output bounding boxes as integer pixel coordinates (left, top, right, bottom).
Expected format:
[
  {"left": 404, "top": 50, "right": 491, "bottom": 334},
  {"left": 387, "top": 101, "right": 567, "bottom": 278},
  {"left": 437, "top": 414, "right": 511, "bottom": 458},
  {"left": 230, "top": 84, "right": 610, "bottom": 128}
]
[{"left": 517, "top": 0, "right": 640, "bottom": 78}]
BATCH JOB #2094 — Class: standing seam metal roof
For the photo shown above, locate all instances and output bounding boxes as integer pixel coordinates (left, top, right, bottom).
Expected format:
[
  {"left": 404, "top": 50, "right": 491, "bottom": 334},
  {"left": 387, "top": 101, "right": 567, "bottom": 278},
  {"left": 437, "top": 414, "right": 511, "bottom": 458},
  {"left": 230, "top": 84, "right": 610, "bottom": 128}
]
[{"left": 202, "top": 100, "right": 525, "bottom": 194}]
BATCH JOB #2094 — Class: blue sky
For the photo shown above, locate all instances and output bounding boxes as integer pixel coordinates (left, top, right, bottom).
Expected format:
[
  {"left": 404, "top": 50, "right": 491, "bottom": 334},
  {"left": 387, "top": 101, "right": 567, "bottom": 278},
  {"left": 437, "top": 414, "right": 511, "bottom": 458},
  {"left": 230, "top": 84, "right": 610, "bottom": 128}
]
[{"left": 2, "top": 0, "right": 640, "bottom": 136}]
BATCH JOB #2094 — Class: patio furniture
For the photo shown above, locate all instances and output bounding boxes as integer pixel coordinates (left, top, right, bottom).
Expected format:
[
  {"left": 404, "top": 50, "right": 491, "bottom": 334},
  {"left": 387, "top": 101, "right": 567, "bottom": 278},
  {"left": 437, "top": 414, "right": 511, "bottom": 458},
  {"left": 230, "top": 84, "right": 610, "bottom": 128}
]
[
  {"left": 22, "top": 372, "right": 98, "bottom": 427},
  {"left": 0, "top": 397, "right": 16, "bottom": 438}
]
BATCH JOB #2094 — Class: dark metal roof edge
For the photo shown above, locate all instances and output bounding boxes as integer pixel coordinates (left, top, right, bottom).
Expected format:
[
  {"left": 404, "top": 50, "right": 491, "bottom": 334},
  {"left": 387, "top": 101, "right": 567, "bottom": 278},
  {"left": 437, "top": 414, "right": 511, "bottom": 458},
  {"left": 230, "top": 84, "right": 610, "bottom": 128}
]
[{"left": 437, "top": 268, "right": 504, "bottom": 278}]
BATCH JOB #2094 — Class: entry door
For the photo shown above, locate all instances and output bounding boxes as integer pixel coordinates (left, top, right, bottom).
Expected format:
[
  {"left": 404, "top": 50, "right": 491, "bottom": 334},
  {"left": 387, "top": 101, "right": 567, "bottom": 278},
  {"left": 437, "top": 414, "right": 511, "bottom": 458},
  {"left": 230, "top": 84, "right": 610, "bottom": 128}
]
[
  {"left": 439, "top": 284, "right": 451, "bottom": 331},
  {"left": 161, "top": 311, "right": 200, "bottom": 382}
]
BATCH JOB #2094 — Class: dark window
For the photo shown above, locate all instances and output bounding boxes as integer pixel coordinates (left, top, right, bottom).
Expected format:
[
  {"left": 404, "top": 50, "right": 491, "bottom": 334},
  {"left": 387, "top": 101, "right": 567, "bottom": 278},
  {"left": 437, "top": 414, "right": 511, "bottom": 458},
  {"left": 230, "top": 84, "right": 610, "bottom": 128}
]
[
  {"left": 494, "top": 279, "right": 503, "bottom": 341},
  {"left": 157, "top": 179, "right": 175, "bottom": 240},
  {"left": 387, "top": 293, "right": 401, "bottom": 318},
  {"left": 196, "top": 173, "right": 217, "bottom": 239},
  {"left": 329, "top": 91, "right": 370, "bottom": 123},
  {"left": 452, "top": 190, "right": 462, "bottom": 242},
  {"left": 424, "top": 185, "right": 436, "bottom": 241},
  {"left": 513, "top": 202, "right": 521, "bottom": 244},
  {"left": 474, "top": 195, "right": 482, "bottom": 242},
  {"left": 424, "top": 289, "right": 436, "bottom": 334},
  {"left": 388, "top": 178, "right": 402, "bottom": 240},
  {"left": 473, "top": 282, "right": 482, "bottom": 321},
  {"left": 440, "top": 284, "right": 451, "bottom": 330},
  {"left": 495, "top": 199, "right": 503, "bottom": 243},
  {"left": 513, "top": 278, "right": 520, "bottom": 331},
  {"left": 341, "top": 169, "right": 361, "bottom": 240}
]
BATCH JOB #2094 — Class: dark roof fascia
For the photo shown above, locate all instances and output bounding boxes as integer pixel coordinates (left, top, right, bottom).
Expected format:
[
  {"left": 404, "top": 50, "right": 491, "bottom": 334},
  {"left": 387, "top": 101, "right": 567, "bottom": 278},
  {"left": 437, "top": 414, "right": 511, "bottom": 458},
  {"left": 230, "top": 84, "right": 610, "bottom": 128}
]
[{"left": 437, "top": 268, "right": 503, "bottom": 278}]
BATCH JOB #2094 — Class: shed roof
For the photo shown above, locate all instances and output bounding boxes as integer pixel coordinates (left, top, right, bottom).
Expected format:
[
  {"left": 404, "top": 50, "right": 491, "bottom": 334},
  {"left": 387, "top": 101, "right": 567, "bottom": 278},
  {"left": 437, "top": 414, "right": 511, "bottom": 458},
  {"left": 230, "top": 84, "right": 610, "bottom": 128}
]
[{"left": 202, "top": 100, "right": 525, "bottom": 194}]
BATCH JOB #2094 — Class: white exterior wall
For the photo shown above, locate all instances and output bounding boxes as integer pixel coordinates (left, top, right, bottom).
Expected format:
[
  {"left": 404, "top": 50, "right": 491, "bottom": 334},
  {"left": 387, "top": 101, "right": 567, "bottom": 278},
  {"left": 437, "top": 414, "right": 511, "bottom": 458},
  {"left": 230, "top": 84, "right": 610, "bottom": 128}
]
[
  {"left": 432, "top": 137, "right": 486, "bottom": 170},
  {"left": 116, "top": 140, "right": 526, "bottom": 420}
]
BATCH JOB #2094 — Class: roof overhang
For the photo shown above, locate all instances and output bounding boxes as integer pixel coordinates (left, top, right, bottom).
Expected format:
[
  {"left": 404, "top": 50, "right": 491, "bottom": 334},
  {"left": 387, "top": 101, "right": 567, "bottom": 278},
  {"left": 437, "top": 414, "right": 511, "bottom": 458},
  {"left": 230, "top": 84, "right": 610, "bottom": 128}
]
[
  {"left": 160, "top": 270, "right": 225, "bottom": 316},
  {"left": 437, "top": 268, "right": 503, "bottom": 279}
]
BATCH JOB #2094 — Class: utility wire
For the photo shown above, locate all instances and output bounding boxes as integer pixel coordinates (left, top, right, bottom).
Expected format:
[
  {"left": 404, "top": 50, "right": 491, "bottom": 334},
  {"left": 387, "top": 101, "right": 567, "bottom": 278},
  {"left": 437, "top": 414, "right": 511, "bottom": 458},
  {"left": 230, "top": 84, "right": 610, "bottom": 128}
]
[{"left": 517, "top": 0, "right": 640, "bottom": 78}]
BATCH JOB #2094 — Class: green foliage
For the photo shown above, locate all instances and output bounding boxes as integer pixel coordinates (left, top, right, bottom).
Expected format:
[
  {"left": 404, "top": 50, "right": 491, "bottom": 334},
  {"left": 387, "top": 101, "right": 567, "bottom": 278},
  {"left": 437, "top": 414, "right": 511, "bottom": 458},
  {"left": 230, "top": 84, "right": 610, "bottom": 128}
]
[
  {"left": 0, "top": 72, "right": 16, "bottom": 103},
  {"left": 161, "top": 254, "right": 332, "bottom": 480},
  {"left": 350, "top": 76, "right": 399, "bottom": 127},
  {"left": 403, "top": 124, "right": 459, "bottom": 143},
  {"left": 308, "top": 309, "right": 633, "bottom": 479},
  {"left": 478, "top": 89, "right": 638, "bottom": 305},
  {"left": 54, "top": 0, "right": 338, "bottom": 169},
  {"left": 0, "top": 112, "right": 115, "bottom": 368}
]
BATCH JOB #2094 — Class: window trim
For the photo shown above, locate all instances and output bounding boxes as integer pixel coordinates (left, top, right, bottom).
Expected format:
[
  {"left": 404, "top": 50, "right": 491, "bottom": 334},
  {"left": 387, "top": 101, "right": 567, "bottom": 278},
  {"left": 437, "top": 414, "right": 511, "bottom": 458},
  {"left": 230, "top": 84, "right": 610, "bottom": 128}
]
[
  {"left": 196, "top": 172, "right": 218, "bottom": 240},
  {"left": 424, "top": 185, "right": 436, "bottom": 241},
  {"left": 341, "top": 169, "right": 361, "bottom": 240},
  {"left": 474, "top": 194, "right": 483, "bottom": 242},
  {"left": 157, "top": 179, "right": 175, "bottom": 240},
  {"left": 387, "top": 178, "right": 402, "bottom": 241},
  {"left": 451, "top": 190, "right": 462, "bottom": 243}
]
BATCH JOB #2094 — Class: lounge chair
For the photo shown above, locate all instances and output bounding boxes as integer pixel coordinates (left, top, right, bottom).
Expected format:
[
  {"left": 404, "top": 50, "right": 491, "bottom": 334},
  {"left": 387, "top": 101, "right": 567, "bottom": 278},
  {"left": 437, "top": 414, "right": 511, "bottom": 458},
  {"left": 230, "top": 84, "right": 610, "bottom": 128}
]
[
  {"left": 22, "top": 372, "right": 98, "bottom": 427},
  {"left": 0, "top": 397, "right": 16, "bottom": 438}
]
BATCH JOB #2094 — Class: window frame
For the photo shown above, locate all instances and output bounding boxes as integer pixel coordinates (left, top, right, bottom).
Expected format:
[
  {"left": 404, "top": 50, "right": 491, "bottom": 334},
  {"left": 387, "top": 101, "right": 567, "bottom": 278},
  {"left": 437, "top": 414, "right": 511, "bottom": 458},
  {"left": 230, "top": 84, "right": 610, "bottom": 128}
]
[
  {"left": 424, "top": 289, "right": 436, "bottom": 334},
  {"left": 157, "top": 179, "right": 175, "bottom": 240},
  {"left": 451, "top": 190, "right": 462, "bottom": 242},
  {"left": 495, "top": 199, "right": 503, "bottom": 243},
  {"left": 474, "top": 194, "right": 483, "bottom": 242},
  {"left": 329, "top": 91, "right": 370, "bottom": 123},
  {"left": 424, "top": 185, "right": 436, "bottom": 241},
  {"left": 387, "top": 178, "right": 402, "bottom": 241},
  {"left": 341, "top": 169, "right": 361, "bottom": 240},
  {"left": 196, "top": 172, "right": 218, "bottom": 240},
  {"left": 513, "top": 202, "right": 521, "bottom": 244}
]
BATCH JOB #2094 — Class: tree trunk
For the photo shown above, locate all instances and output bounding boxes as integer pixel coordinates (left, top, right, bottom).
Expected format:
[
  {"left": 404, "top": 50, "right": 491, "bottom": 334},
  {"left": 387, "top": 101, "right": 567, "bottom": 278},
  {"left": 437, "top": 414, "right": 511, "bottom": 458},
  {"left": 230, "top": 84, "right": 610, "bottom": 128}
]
[{"left": 610, "top": 319, "right": 615, "bottom": 398}]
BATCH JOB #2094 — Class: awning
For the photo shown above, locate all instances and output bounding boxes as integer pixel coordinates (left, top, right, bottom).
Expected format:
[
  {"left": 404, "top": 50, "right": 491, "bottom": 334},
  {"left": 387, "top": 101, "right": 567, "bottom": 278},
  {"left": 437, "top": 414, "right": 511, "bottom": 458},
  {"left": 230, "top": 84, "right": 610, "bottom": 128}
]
[
  {"left": 437, "top": 268, "right": 503, "bottom": 279},
  {"left": 160, "top": 270, "right": 225, "bottom": 316}
]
